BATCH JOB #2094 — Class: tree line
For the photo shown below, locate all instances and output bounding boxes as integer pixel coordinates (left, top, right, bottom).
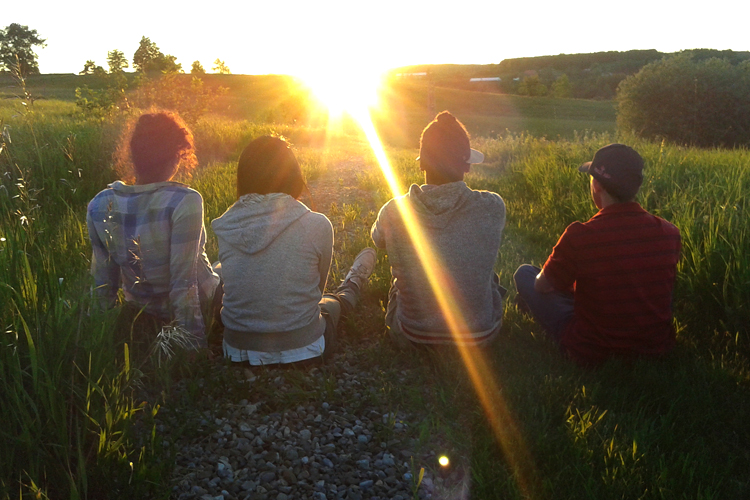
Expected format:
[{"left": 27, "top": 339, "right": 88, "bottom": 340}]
[
  {"left": 4, "top": 23, "right": 750, "bottom": 148},
  {"left": 394, "top": 49, "right": 750, "bottom": 100},
  {"left": 72, "top": 36, "right": 231, "bottom": 121},
  {"left": 0, "top": 25, "right": 230, "bottom": 77},
  {"left": 78, "top": 36, "right": 230, "bottom": 77}
]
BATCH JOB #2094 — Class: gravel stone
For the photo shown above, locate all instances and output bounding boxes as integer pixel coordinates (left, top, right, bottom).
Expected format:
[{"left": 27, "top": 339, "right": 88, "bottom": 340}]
[{"left": 162, "top": 348, "right": 449, "bottom": 500}]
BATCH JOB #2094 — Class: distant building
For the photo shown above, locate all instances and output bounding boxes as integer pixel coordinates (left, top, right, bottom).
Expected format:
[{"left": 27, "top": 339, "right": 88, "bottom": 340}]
[{"left": 469, "top": 77, "right": 501, "bottom": 82}]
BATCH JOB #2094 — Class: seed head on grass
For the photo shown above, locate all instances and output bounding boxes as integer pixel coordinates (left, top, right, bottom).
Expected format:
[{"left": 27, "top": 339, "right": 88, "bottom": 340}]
[{"left": 150, "top": 324, "right": 200, "bottom": 367}]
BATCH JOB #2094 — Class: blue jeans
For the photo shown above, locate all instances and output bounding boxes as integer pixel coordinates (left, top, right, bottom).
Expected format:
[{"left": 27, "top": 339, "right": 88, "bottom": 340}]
[{"left": 513, "top": 264, "right": 574, "bottom": 343}]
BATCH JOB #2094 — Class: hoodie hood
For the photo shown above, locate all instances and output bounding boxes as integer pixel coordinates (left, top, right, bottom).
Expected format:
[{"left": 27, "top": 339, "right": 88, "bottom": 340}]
[
  {"left": 407, "top": 181, "right": 472, "bottom": 229},
  {"left": 211, "top": 193, "right": 311, "bottom": 255}
]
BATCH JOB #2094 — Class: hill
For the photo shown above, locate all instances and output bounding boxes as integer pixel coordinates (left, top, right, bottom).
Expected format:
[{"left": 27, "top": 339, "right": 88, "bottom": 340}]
[
  {"left": 393, "top": 49, "right": 750, "bottom": 99},
  {"left": 0, "top": 72, "right": 616, "bottom": 145}
]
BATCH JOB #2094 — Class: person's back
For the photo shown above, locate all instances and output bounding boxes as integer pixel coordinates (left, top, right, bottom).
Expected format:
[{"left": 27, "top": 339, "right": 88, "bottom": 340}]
[
  {"left": 88, "top": 181, "right": 213, "bottom": 316},
  {"left": 373, "top": 182, "right": 504, "bottom": 342},
  {"left": 86, "top": 112, "right": 219, "bottom": 350},
  {"left": 548, "top": 202, "right": 680, "bottom": 364},
  {"left": 372, "top": 112, "right": 506, "bottom": 346},
  {"left": 514, "top": 143, "right": 681, "bottom": 365},
  {"left": 212, "top": 192, "right": 333, "bottom": 349},
  {"left": 212, "top": 136, "right": 376, "bottom": 366}
]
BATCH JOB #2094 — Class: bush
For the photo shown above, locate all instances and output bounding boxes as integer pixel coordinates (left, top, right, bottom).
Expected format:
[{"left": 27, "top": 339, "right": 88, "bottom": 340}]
[
  {"left": 131, "top": 73, "right": 227, "bottom": 122},
  {"left": 616, "top": 54, "right": 750, "bottom": 147}
]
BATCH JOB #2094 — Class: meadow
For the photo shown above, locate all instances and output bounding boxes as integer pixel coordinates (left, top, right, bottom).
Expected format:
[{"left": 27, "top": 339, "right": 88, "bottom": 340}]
[{"left": 0, "top": 77, "right": 748, "bottom": 499}]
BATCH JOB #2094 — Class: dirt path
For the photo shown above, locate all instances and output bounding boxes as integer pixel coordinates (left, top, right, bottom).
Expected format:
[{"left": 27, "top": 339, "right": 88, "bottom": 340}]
[
  {"left": 306, "top": 156, "right": 379, "bottom": 214},
  {"left": 304, "top": 156, "right": 383, "bottom": 261}
]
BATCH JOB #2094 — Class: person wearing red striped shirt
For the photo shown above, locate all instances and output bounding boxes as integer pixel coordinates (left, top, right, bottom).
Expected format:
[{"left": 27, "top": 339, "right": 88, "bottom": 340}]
[{"left": 514, "top": 144, "right": 681, "bottom": 365}]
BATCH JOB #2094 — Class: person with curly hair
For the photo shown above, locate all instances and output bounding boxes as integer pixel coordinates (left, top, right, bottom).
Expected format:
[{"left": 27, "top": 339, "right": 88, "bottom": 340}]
[{"left": 86, "top": 111, "right": 219, "bottom": 350}]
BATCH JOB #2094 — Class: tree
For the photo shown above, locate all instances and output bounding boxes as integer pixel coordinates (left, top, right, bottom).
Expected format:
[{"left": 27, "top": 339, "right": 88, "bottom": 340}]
[
  {"left": 212, "top": 59, "right": 230, "bottom": 74},
  {"left": 161, "top": 54, "right": 182, "bottom": 74},
  {"left": 79, "top": 60, "right": 104, "bottom": 75},
  {"left": 0, "top": 23, "right": 46, "bottom": 75},
  {"left": 106, "top": 49, "right": 129, "bottom": 73},
  {"left": 552, "top": 74, "right": 572, "bottom": 98},
  {"left": 133, "top": 36, "right": 182, "bottom": 74},
  {"left": 133, "top": 36, "right": 164, "bottom": 73},
  {"left": 191, "top": 60, "right": 205, "bottom": 75},
  {"left": 518, "top": 75, "right": 547, "bottom": 96},
  {"left": 617, "top": 54, "right": 750, "bottom": 148}
]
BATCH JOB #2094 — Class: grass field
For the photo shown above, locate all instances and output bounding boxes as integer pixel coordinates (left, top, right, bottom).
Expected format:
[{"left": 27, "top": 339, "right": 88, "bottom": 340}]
[{"left": 0, "top": 78, "right": 747, "bottom": 499}]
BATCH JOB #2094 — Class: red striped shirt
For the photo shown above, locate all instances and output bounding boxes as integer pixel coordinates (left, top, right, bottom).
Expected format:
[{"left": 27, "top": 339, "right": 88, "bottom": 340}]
[{"left": 542, "top": 202, "right": 681, "bottom": 365}]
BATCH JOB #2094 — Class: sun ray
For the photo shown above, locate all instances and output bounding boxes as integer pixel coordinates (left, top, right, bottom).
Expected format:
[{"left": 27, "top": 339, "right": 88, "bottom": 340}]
[{"left": 302, "top": 73, "right": 539, "bottom": 497}]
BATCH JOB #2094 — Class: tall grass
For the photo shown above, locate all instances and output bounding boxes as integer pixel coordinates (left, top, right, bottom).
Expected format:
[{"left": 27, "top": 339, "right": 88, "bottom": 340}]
[
  {"left": 468, "top": 134, "right": 750, "bottom": 360},
  {"left": 359, "top": 133, "right": 750, "bottom": 498},
  {"left": 0, "top": 104, "right": 169, "bottom": 498},
  {"left": 1, "top": 94, "right": 748, "bottom": 498}
]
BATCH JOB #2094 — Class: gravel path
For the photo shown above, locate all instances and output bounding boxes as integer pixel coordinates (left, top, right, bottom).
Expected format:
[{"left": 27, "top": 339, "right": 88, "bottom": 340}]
[
  {"left": 163, "top": 158, "right": 468, "bottom": 499},
  {"left": 165, "top": 346, "right": 461, "bottom": 500}
]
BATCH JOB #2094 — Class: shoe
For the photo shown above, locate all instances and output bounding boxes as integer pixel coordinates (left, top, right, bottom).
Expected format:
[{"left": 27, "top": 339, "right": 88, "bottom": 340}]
[{"left": 343, "top": 247, "right": 377, "bottom": 290}]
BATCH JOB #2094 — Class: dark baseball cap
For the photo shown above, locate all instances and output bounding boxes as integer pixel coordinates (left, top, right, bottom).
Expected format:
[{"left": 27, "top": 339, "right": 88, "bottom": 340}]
[{"left": 579, "top": 143, "right": 644, "bottom": 200}]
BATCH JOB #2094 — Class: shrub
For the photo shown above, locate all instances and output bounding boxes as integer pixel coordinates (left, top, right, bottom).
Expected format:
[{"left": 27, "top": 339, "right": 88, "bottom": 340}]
[
  {"left": 130, "top": 73, "right": 227, "bottom": 122},
  {"left": 616, "top": 54, "right": 750, "bottom": 147}
]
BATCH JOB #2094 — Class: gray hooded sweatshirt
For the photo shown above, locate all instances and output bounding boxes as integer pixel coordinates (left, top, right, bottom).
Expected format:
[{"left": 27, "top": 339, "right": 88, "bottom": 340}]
[
  {"left": 371, "top": 182, "right": 505, "bottom": 343},
  {"left": 211, "top": 193, "right": 333, "bottom": 351}
]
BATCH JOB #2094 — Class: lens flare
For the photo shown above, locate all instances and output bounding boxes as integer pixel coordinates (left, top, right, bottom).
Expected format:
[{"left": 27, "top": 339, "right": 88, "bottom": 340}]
[
  {"left": 303, "top": 71, "right": 539, "bottom": 498},
  {"left": 298, "top": 66, "right": 384, "bottom": 118}
]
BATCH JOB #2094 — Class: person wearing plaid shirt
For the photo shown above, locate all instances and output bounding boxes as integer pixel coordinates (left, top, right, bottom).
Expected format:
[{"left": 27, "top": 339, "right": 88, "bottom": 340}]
[{"left": 86, "top": 112, "right": 219, "bottom": 349}]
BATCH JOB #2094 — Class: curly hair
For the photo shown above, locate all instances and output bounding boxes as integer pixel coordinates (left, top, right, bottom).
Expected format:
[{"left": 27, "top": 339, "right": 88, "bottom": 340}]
[
  {"left": 419, "top": 111, "right": 472, "bottom": 175},
  {"left": 114, "top": 110, "right": 197, "bottom": 183},
  {"left": 236, "top": 136, "right": 305, "bottom": 199}
]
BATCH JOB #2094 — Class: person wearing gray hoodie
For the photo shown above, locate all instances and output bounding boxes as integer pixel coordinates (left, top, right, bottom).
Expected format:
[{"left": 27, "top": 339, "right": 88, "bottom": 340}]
[
  {"left": 212, "top": 137, "right": 376, "bottom": 365},
  {"left": 371, "top": 112, "right": 506, "bottom": 346}
]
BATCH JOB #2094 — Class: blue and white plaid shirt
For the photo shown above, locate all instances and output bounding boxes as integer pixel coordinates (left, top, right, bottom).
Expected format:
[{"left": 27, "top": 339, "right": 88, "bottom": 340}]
[{"left": 87, "top": 181, "right": 219, "bottom": 347}]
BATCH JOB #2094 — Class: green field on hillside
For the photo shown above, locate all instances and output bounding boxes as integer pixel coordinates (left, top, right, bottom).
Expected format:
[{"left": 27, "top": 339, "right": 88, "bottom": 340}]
[
  {"left": 0, "top": 81, "right": 747, "bottom": 499},
  {"left": 1, "top": 73, "right": 616, "bottom": 144}
]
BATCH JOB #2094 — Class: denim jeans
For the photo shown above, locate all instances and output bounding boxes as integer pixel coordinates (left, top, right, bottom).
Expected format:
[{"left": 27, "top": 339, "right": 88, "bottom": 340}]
[{"left": 513, "top": 264, "right": 574, "bottom": 343}]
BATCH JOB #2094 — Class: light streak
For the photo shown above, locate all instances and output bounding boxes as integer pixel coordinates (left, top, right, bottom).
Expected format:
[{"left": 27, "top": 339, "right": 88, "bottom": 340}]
[{"left": 307, "top": 77, "right": 539, "bottom": 497}]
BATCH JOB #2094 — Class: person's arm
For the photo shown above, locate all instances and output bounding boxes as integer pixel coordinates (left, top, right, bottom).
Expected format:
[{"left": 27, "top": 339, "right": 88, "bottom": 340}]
[
  {"left": 169, "top": 193, "right": 208, "bottom": 349},
  {"left": 534, "top": 269, "right": 556, "bottom": 294},
  {"left": 317, "top": 216, "right": 334, "bottom": 294},
  {"left": 371, "top": 203, "right": 389, "bottom": 249},
  {"left": 87, "top": 204, "right": 121, "bottom": 307},
  {"left": 538, "top": 223, "right": 580, "bottom": 294}
]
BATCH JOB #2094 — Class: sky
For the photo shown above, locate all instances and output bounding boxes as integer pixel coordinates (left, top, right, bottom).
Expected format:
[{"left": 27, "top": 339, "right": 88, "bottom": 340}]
[{"left": 4, "top": 0, "right": 749, "bottom": 76}]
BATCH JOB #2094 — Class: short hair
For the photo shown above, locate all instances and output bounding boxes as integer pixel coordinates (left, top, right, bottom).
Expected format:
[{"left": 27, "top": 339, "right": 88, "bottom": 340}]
[
  {"left": 115, "top": 110, "right": 196, "bottom": 182},
  {"left": 236, "top": 136, "right": 305, "bottom": 199},
  {"left": 419, "top": 111, "right": 472, "bottom": 176}
]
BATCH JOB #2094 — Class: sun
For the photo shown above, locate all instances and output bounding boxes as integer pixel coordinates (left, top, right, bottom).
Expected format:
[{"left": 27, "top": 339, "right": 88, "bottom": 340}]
[{"left": 297, "top": 66, "right": 385, "bottom": 118}]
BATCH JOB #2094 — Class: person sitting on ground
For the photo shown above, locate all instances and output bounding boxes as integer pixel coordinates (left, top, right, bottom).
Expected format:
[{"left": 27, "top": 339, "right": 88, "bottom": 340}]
[
  {"left": 513, "top": 143, "right": 681, "bottom": 365},
  {"left": 86, "top": 111, "right": 220, "bottom": 350},
  {"left": 371, "top": 111, "right": 506, "bottom": 347},
  {"left": 211, "top": 136, "right": 376, "bottom": 365}
]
